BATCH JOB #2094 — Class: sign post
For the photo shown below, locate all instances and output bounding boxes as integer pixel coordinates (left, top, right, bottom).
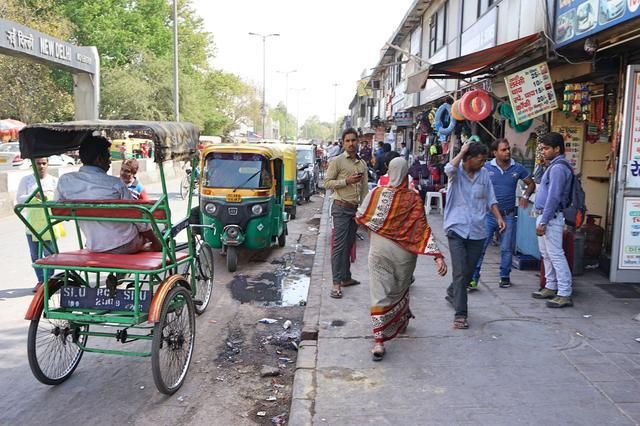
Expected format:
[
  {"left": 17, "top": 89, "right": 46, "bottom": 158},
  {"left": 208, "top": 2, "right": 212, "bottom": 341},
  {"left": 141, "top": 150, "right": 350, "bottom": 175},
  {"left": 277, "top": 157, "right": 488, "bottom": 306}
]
[{"left": 505, "top": 62, "right": 558, "bottom": 124}]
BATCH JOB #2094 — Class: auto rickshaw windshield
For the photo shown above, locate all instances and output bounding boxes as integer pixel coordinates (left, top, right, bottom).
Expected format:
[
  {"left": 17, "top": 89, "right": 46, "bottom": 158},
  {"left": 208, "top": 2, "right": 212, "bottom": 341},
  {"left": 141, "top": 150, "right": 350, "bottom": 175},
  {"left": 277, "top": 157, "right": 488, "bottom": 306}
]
[
  {"left": 204, "top": 152, "right": 272, "bottom": 189},
  {"left": 296, "top": 149, "right": 313, "bottom": 165}
]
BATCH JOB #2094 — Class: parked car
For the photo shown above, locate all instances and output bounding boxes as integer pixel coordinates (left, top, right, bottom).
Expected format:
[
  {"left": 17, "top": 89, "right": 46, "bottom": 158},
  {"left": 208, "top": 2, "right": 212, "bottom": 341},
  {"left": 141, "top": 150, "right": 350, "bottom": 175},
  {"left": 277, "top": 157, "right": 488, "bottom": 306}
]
[
  {"left": 0, "top": 142, "right": 24, "bottom": 169},
  {"left": 295, "top": 144, "right": 319, "bottom": 202}
]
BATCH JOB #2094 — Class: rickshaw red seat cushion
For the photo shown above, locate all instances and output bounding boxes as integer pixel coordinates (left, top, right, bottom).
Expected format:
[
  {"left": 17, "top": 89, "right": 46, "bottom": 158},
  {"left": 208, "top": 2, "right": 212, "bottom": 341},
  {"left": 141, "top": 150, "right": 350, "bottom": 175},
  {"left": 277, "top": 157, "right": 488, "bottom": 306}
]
[
  {"left": 51, "top": 199, "right": 166, "bottom": 220},
  {"left": 36, "top": 249, "right": 188, "bottom": 270}
]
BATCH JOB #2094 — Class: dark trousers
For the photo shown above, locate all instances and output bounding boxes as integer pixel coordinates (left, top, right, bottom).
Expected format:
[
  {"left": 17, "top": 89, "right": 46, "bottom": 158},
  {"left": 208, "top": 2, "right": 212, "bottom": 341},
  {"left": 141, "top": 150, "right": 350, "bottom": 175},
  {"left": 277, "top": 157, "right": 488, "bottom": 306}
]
[
  {"left": 331, "top": 203, "right": 358, "bottom": 283},
  {"left": 446, "top": 232, "right": 484, "bottom": 318}
]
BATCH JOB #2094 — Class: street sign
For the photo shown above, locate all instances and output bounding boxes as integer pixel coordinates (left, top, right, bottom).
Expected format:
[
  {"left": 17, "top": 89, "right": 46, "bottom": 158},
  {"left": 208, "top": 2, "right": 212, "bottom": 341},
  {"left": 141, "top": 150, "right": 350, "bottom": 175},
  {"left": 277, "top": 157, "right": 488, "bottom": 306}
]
[{"left": 505, "top": 62, "right": 558, "bottom": 124}]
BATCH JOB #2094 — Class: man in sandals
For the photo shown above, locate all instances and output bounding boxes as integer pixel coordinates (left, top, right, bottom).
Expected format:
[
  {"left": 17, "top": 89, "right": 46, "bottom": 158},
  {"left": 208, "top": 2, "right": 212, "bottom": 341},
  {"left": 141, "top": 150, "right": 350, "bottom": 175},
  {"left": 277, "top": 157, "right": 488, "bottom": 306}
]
[
  {"left": 443, "top": 142, "right": 505, "bottom": 329},
  {"left": 324, "top": 128, "right": 368, "bottom": 299}
]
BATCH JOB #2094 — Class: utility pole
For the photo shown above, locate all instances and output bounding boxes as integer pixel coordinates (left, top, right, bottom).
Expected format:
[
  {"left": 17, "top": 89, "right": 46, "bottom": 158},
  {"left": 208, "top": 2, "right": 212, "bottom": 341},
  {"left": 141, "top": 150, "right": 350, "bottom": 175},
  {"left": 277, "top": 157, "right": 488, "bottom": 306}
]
[
  {"left": 249, "top": 32, "right": 280, "bottom": 138},
  {"left": 172, "top": 0, "right": 179, "bottom": 121},
  {"left": 291, "top": 88, "right": 307, "bottom": 140},
  {"left": 332, "top": 82, "right": 339, "bottom": 142}
]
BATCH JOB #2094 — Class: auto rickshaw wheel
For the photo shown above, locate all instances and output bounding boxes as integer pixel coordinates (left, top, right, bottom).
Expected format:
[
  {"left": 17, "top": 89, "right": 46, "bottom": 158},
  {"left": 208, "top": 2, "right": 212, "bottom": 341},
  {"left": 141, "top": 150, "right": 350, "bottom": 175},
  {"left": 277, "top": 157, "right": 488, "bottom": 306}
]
[
  {"left": 27, "top": 280, "right": 88, "bottom": 386},
  {"left": 278, "top": 225, "right": 287, "bottom": 247},
  {"left": 194, "top": 238, "right": 214, "bottom": 315},
  {"left": 151, "top": 285, "right": 195, "bottom": 395},
  {"left": 226, "top": 246, "right": 238, "bottom": 272}
]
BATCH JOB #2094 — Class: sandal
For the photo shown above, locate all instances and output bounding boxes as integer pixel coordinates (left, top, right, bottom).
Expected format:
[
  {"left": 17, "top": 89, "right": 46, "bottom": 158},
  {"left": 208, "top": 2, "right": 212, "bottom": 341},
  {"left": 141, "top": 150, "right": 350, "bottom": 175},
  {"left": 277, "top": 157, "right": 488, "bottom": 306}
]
[
  {"left": 341, "top": 279, "right": 361, "bottom": 287},
  {"left": 371, "top": 344, "right": 385, "bottom": 361},
  {"left": 329, "top": 287, "right": 343, "bottom": 299},
  {"left": 453, "top": 316, "right": 469, "bottom": 329}
]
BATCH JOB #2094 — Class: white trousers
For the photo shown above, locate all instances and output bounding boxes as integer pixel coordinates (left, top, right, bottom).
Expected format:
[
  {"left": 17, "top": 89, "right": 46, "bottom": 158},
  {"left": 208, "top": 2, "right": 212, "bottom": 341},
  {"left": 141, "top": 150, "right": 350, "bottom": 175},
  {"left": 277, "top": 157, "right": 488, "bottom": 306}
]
[{"left": 537, "top": 214, "right": 572, "bottom": 297}]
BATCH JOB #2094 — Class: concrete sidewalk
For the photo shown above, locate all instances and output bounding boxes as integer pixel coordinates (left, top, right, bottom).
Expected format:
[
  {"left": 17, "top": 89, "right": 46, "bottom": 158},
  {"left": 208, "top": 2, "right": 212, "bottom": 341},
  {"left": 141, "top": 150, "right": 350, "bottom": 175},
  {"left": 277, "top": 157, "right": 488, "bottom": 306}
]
[{"left": 290, "top": 196, "right": 640, "bottom": 425}]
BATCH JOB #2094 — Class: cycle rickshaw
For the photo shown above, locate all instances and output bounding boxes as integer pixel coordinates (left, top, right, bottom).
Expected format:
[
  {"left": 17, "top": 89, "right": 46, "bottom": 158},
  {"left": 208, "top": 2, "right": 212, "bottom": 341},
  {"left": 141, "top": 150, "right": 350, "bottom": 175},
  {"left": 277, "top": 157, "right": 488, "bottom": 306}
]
[{"left": 15, "top": 120, "right": 213, "bottom": 395}]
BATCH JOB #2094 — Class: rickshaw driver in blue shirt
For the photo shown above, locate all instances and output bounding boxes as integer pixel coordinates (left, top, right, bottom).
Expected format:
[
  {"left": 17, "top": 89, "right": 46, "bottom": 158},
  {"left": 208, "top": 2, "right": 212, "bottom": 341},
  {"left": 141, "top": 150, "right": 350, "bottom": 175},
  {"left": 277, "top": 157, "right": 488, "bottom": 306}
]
[{"left": 55, "top": 135, "right": 162, "bottom": 254}]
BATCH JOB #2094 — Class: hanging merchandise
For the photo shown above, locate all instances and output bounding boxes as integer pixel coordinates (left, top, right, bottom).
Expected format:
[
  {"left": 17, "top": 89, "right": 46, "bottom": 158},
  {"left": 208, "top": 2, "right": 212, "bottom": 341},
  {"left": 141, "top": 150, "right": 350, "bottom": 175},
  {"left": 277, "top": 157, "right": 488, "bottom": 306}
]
[
  {"left": 498, "top": 102, "right": 533, "bottom": 132},
  {"left": 434, "top": 103, "right": 457, "bottom": 141},
  {"left": 451, "top": 100, "right": 465, "bottom": 121},
  {"left": 579, "top": 84, "right": 591, "bottom": 121},
  {"left": 562, "top": 84, "right": 572, "bottom": 113},
  {"left": 459, "top": 90, "right": 492, "bottom": 121},
  {"left": 427, "top": 108, "right": 437, "bottom": 127}
]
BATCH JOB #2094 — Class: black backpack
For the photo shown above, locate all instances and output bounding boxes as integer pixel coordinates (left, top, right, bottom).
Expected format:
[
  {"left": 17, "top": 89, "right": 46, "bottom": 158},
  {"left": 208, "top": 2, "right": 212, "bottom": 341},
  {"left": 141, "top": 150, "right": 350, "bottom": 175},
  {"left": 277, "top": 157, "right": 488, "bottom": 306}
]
[{"left": 552, "top": 160, "right": 586, "bottom": 228}]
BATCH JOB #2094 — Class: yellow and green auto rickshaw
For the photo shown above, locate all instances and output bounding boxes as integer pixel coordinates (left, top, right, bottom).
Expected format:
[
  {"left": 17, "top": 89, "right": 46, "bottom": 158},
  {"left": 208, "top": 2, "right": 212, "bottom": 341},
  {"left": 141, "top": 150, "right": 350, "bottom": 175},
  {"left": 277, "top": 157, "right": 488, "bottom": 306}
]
[
  {"left": 199, "top": 143, "right": 288, "bottom": 272},
  {"left": 273, "top": 143, "right": 298, "bottom": 219}
]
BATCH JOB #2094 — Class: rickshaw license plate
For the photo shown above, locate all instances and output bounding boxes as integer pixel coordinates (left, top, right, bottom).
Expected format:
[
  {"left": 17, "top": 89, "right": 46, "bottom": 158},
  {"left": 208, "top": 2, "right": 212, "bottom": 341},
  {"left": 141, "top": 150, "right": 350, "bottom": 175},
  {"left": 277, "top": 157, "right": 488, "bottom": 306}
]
[
  {"left": 225, "top": 193, "right": 242, "bottom": 202},
  {"left": 60, "top": 287, "right": 151, "bottom": 312}
]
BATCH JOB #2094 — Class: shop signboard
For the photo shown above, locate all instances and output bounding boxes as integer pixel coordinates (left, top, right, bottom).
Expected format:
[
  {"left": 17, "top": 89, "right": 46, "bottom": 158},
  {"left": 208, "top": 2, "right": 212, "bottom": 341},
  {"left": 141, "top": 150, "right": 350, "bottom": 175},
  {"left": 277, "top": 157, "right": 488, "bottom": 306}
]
[
  {"left": 393, "top": 111, "right": 414, "bottom": 127},
  {"left": 626, "top": 72, "right": 640, "bottom": 188},
  {"left": 551, "top": 124, "right": 584, "bottom": 174},
  {"left": 618, "top": 197, "right": 640, "bottom": 269},
  {"left": 505, "top": 63, "right": 558, "bottom": 124},
  {"left": 555, "top": 0, "right": 640, "bottom": 47}
]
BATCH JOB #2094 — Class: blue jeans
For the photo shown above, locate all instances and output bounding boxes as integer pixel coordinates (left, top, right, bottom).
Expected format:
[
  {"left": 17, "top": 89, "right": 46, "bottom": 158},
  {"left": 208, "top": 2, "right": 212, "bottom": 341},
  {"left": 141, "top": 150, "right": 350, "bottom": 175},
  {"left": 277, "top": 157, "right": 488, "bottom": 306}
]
[
  {"left": 472, "top": 213, "right": 516, "bottom": 282},
  {"left": 537, "top": 214, "right": 572, "bottom": 296},
  {"left": 26, "top": 235, "right": 53, "bottom": 283}
]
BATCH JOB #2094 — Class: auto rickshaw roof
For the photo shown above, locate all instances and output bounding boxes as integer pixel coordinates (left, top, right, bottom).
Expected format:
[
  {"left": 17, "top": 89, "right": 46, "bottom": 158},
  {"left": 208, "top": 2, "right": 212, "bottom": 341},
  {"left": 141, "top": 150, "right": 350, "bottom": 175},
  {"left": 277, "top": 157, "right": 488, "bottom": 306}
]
[
  {"left": 201, "top": 143, "right": 285, "bottom": 160},
  {"left": 19, "top": 120, "right": 200, "bottom": 163}
]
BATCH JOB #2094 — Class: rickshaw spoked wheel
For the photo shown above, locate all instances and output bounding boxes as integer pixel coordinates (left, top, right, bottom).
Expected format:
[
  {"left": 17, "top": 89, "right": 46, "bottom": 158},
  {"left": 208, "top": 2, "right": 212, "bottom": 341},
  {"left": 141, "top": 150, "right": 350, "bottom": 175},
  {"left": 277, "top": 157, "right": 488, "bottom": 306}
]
[
  {"left": 27, "top": 279, "right": 88, "bottom": 386},
  {"left": 193, "top": 237, "right": 214, "bottom": 315},
  {"left": 151, "top": 285, "right": 195, "bottom": 395},
  {"left": 179, "top": 174, "right": 191, "bottom": 200},
  {"left": 226, "top": 246, "right": 238, "bottom": 272}
]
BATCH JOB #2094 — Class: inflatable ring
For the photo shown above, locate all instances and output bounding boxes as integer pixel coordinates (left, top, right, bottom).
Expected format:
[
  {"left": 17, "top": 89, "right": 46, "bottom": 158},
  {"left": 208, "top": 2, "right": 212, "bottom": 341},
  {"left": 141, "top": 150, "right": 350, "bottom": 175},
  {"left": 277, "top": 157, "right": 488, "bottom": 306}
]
[
  {"left": 460, "top": 90, "right": 492, "bottom": 121},
  {"left": 451, "top": 100, "right": 465, "bottom": 121},
  {"left": 434, "top": 103, "right": 457, "bottom": 136}
]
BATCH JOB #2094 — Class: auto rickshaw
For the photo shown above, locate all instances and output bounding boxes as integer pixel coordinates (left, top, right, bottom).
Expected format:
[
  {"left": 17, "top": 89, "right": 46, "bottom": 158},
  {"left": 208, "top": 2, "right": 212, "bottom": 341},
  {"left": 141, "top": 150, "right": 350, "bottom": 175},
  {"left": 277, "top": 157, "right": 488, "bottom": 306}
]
[
  {"left": 14, "top": 120, "right": 214, "bottom": 395},
  {"left": 279, "top": 144, "right": 298, "bottom": 219},
  {"left": 199, "top": 143, "right": 288, "bottom": 272}
]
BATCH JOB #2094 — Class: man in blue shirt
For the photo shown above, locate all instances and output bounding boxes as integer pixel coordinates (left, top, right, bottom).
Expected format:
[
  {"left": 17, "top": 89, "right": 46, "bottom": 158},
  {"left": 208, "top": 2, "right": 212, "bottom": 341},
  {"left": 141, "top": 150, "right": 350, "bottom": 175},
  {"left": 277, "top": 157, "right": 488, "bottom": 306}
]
[
  {"left": 471, "top": 139, "right": 536, "bottom": 289},
  {"left": 444, "top": 142, "right": 505, "bottom": 329},
  {"left": 531, "top": 132, "right": 574, "bottom": 308}
]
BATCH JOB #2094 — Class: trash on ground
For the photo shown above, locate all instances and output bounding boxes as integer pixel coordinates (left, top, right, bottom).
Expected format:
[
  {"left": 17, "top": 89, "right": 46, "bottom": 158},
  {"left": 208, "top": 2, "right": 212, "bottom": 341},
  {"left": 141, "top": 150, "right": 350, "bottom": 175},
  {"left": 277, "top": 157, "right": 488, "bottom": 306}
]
[
  {"left": 260, "top": 365, "right": 280, "bottom": 377},
  {"left": 258, "top": 318, "right": 278, "bottom": 324},
  {"left": 216, "top": 376, "right": 225, "bottom": 381},
  {"left": 266, "top": 395, "right": 277, "bottom": 401},
  {"left": 177, "top": 396, "right": 185, "bottom": 402},
  {"left": 635, "top": 338, "right": 640, "bottom": 343},
  {"left": 139, "top": 386, "right": 145, "bottom": 390},
  {"left": 271, "top": 413, "right": 287, "bottom": 425},
  {"left": 283, "top": 320, "right": 292, "bottom": 329},
  {"left": 257, "top": 411, "right": 267, "bottom": 417},
  {"left": 583, "top": 315, "right": 592, "bottom": 318}
]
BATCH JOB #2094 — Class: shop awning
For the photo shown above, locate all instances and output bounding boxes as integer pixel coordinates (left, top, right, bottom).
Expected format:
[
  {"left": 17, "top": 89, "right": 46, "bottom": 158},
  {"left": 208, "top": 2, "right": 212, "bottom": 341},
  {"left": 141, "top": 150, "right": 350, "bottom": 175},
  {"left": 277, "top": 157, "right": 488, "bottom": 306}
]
[{"left": 428, "top": 33, "right": 543, "bottom": 79}]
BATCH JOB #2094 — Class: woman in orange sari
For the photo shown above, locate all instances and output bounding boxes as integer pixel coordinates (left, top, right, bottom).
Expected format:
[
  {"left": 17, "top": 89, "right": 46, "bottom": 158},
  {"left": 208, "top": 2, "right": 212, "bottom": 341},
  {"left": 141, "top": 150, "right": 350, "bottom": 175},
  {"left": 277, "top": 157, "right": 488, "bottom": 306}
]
[{"left": 356, "top": 157, "right": 447, "bottom": 361}]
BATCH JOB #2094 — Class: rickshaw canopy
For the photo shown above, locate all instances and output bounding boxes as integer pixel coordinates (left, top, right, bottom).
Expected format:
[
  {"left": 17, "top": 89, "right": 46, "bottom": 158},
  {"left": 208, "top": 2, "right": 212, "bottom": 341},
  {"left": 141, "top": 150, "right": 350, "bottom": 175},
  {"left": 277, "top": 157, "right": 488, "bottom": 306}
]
[{"left": 19, "top": 120, "right": 200, "bottom": 163}]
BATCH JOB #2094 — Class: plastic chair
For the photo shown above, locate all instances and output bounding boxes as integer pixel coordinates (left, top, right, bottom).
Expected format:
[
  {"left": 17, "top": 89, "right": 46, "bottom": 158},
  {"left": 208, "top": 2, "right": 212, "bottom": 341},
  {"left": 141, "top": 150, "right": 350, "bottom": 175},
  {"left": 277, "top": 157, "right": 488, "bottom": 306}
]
[{"left": 425, "top": 191, "right": 443, "bottom": 214}]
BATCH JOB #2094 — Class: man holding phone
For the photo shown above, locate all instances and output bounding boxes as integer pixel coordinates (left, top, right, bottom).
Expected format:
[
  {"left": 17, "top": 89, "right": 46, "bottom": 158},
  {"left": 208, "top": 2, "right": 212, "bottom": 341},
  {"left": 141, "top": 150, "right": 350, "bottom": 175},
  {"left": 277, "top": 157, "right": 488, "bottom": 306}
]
[{"left": 324, "top": 128, "right": 369, "bottom": 299}]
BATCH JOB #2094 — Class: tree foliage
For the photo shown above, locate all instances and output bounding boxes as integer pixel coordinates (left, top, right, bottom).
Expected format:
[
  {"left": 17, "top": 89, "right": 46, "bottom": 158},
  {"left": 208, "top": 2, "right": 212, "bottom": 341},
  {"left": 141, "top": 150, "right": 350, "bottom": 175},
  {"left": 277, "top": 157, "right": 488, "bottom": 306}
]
[
  {"left": 0, "top": 0, "right": 263, "bottom": 137},
  {"left": 301, "top": 116, "right": 333, "bottom": 141}
]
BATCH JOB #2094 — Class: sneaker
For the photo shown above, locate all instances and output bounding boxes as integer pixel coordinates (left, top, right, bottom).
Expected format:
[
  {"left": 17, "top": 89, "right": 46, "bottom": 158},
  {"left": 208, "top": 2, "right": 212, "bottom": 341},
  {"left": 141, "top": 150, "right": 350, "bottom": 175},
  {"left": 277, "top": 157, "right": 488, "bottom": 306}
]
[
  {"left": 499, "top": 278, "right": 511, "bottom": 288},
  {"left": 531, "top": 288, "right": 557, "bottom": 299},
  {"left": 467, "top": 280, "right": 478, "bottom": 292},
  {"left": 546, "top": 296, "right": 574, "bottom": 308}
]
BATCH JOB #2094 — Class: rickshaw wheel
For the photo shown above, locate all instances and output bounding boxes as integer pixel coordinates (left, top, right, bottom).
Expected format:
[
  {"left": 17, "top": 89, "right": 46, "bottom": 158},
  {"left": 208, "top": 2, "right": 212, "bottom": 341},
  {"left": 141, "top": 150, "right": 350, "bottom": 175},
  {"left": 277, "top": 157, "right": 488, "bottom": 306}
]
[
  {"left": 179, "top": 174, "right": 191, "bottom": 200},
  {"left": 152, "top": 285, "right": 195, "bottom": 395},
  {"left": 226, "top": 246, "right": 238, "bottom": 272},
  {"left": 27, "top": 281, "right": 88, "bottom": 386},
  {"left": 194, "top": 238, "right": 214, "bottom": 315}
]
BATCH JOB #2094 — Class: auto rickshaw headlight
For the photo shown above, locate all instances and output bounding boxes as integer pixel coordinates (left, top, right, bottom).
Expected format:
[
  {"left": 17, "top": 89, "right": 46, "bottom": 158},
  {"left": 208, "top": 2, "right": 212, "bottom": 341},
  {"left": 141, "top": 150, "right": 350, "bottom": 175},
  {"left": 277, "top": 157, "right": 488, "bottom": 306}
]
[
  {"left": 227, "top": 227, "right": 239, "bottom": 238},
  {"left": 251, "top": 204, "right": 263, "bottom": 215},
  {"left": 204, "top": 203, "right": 217, "bottom": 214}
]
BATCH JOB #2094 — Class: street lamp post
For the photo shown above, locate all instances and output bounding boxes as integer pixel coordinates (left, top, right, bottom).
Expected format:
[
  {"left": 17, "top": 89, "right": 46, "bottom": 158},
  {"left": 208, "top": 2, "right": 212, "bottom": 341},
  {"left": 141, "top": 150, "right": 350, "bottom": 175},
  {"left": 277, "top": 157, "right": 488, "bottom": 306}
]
[
  {"left": 290, "top": 88, "right": 306, "bottom": 140},
  {"left": 277, "top": 69, "right": 297, "bottom": 141},
  {"left": 249, "top": 32, "right": 280, "bottom": 139},
  {"left": 172, "top": 0, "right": 179, "bottom": 121},
  {"left": 332, "top": 83, "right": 339, "bottom": 142}
]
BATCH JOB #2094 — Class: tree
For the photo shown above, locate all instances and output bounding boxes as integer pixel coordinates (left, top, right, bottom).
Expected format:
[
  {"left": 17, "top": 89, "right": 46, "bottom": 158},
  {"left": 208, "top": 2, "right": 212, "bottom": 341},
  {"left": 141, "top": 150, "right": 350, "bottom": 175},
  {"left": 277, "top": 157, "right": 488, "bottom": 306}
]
[
  {"left": 0, "top": 0, "right": 75, "bottom": 122},
  {"left": 301, "top": 116, "right": 333, "bottom": 141}
]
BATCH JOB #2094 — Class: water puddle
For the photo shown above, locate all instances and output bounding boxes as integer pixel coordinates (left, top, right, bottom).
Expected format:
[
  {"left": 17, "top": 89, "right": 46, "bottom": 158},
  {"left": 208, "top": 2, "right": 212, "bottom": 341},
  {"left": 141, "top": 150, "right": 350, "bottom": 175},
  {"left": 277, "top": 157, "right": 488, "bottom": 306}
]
[{"left": 229, "top": 268, "right": 310, "bottom": 307}]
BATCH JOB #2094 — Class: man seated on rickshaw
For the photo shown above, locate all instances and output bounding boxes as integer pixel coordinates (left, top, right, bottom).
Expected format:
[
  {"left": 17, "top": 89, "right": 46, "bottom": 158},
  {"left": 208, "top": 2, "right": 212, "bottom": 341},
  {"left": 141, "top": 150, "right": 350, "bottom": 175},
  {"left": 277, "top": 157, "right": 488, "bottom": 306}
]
[{"left": 55, "top": 135, "right": 162, "bottom": 254}]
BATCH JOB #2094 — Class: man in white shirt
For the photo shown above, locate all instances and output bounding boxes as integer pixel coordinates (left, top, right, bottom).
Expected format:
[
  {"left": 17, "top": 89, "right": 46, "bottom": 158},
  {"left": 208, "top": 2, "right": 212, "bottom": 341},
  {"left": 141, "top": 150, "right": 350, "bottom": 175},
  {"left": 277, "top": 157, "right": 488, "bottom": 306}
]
[
  {"left": 16, "top": 157, "right": 58, "bottom": 292},
  {"left": 55, "top": 135, "right": 161, "bottom": 254}
]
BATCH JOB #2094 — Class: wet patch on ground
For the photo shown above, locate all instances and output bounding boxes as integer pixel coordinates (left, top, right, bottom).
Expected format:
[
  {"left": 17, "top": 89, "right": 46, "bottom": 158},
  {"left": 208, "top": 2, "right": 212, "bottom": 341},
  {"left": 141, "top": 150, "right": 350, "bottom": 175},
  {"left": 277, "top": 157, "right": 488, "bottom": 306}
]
[{"left": 229, "top": 246, "right": 314, "bottom": 307}]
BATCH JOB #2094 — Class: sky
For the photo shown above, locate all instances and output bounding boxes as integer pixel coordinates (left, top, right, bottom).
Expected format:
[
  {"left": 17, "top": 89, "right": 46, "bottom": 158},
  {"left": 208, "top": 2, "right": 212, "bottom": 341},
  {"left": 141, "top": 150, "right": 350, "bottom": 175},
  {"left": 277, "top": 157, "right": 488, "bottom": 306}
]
[{"left": 191, "top": 0, "right": 414, "bottom": 126}]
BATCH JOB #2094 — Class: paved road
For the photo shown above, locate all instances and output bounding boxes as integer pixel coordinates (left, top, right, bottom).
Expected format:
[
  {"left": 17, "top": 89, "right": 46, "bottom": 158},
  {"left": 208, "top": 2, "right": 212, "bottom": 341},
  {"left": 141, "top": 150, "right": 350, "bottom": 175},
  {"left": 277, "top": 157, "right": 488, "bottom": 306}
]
[{"left": 0, "top": 177, "right": 322, "bottom": 425}]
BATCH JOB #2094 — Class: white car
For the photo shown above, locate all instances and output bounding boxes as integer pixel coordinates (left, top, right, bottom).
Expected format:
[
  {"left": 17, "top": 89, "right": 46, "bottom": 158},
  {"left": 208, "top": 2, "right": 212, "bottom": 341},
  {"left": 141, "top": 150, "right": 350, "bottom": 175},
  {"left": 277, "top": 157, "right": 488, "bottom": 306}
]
[
  {"left": 0, "top": 142, "right": 24, "bottom": 170},
  {"left": 19, "top": 154, "right": 76, "bottom": 169}
]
